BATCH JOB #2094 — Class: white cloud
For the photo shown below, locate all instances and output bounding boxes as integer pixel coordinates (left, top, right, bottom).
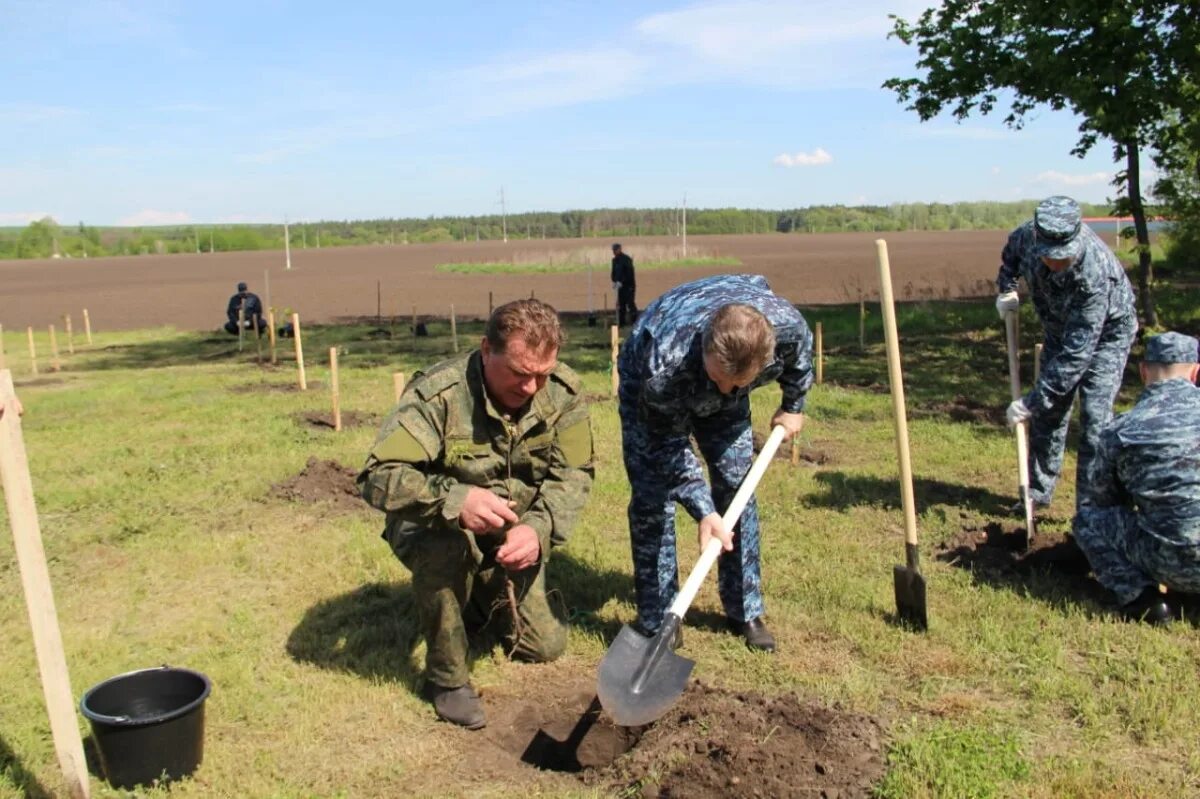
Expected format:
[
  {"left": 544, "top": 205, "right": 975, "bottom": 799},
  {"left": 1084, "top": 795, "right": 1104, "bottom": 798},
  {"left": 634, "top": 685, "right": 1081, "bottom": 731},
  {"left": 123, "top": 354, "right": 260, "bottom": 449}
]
[
  {"left": 118, "top": 210, "right": 193, "bottom": 227},
  {"left": 1034, "top": 170, "right": 1111, "bottom": 187},
  {"left": 773, "top": 148, "right": 833, "bottom": 167},
  {"left": 0, "top": 211, "right": 54, "bottom": 225},
  {"left": 0, "top": 104, "right": 81, "bottom": 124}
]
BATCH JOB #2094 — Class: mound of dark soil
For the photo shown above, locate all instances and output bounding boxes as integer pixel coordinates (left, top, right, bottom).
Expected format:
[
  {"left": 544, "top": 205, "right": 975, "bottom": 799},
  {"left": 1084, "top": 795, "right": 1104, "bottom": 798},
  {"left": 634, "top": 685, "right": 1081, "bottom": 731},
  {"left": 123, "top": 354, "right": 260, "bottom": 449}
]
[
  {"left": 936, "top": 522, "right": 1102, "bottom": 603},
  {"left": 917, "top": 394, "right": 1005, "bottom": 425},
  {"left": 605, "top": 681, "right": 885, "bottom": 798},
  {"left": 294, "top": 410, "right": 379, "bottom": 430},
  {"left": 473, "top": 673, "right": 886, "bottom": 798},
  {"left": 269, "top": 457, "right": 367, "bottom": 512},
  {"left": 752, "top": 431, "right": 832, "bottom": 466}
]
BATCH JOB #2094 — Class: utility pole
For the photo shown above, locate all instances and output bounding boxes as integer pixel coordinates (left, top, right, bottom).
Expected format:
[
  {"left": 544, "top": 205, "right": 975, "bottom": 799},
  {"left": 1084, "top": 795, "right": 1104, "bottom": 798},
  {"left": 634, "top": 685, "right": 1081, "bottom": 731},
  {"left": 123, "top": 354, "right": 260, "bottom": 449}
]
[
  {"left": 500, "top": 187, "right": 508, "bottom": 243},
  {"left": 682, "top": 193, "right": 688, "bottom": 258}
]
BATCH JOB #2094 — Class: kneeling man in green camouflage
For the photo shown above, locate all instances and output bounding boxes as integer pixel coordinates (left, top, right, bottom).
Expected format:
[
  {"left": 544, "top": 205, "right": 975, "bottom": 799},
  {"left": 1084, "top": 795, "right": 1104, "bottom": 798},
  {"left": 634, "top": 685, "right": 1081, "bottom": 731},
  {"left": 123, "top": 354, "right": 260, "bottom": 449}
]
[{"left": 358, "top": 299, "right": 594, "bottom": 729}]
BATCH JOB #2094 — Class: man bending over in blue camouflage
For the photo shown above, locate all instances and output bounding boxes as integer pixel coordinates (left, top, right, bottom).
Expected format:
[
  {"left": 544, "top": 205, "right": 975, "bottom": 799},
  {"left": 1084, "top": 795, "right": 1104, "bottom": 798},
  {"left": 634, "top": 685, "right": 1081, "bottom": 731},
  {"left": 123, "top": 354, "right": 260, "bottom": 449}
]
[
  {"left": 618, "top": 274, "right": 813, "bottom": 653},
  {"left": 997, "top": 196, "right": 1137, "bottom": 512},
  {"left": 1073, "top": 332, "right": 1200, "bottom": 624},
  {"left": 358, "top": 299, "right": 594, "bottom": 728}
]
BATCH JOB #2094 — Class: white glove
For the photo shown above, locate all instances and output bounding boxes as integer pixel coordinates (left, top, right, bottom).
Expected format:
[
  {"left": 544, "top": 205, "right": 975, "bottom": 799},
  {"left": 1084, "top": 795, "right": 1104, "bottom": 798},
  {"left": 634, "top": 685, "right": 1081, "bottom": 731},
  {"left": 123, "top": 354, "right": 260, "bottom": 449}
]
[
  {"left": 1006, "top": 399, "right": 1032, "bottom": 427},
  {"left": 995, "top": 291, "right": 1019, "bottom": 319},
  {"left": 612, "top": 282, "right": 621, "bottom": 293}
]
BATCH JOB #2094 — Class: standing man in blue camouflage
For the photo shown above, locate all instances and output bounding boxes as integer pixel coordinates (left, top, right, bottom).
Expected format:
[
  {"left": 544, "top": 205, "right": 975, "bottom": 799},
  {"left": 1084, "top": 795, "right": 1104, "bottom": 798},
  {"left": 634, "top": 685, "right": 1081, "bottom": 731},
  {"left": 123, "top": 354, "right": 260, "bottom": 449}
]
[
  {"left": 358, "top": 300, "right": 594, "bottom": 728},
  {"left": 997, "top": 196, "right": 1137, "bottom": 511},
  {"left": 1073, "top": 332, "right": 1200, "bottom": 624},
  {"left": 618, "top": 274, "right": 813, "bottom": 652},
  {"left": 611, "top": 243, "right": 637, "bottom": 328}
]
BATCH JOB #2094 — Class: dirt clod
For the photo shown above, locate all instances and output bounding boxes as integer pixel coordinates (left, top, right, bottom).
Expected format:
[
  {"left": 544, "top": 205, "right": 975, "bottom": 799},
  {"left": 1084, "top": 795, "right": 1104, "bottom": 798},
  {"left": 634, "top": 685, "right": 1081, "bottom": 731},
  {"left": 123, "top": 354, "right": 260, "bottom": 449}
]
[{"left": 269, "top": 457, "right": 367, "bottom": 512}]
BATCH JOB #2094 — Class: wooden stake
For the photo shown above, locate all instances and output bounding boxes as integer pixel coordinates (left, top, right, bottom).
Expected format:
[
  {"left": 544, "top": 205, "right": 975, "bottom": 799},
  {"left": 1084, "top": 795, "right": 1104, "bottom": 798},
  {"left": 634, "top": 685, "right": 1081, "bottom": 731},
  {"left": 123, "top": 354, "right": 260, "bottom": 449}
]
[
  {"left": 63, "top": 315, "right": 74, "bottom": 355},
  {"left": 610, "top": 325, "right": 620, "bottom": 398},
  {"left": 815, "top": 322, "right": 823, "bottom": 385},
  {"left": 0, "top": 371, "right": 92, "bottom": 799},
  {"left": 450, "top": 304, "right": 458, "bottom": 353},
  {"left": 253, "top": 316, "right": 263, "bottom": 364},
  {"left": 412, "top": 305, "right": 417, "bottom": 337},
  {"left": 82, "top": 309, "right": 92, "bottom": 345},
  {"left": 264, "top": 270, "right": 271, "bottom": 312},
  {"left": 237, "top": 306, "right": 245, "bottom": 353},
  {"left": 790, "top": 436, "right": 800, "bottom": 466},
  {"left": 292, "top": 313, "right": 307, "bottom": 390},
  {"left": 1034, "top": 343, "right": 1043, "bottom": 384},
  {"left": 376, "top": 280, "right": 382, "bottom": 326},
  {"left": 267, "top": 309, "right": 278, "bottom": 365},
  {"left": 48, "top": 325, "right": 61, "bottom": 372},
  {"left": 488, "top": 291, "right": 493, "bottom": 315},
  {"left": 26, "top": 327, "right": 38, "bottom": 376},
  {"left": 859, "top": 300, "right": 866, "bottom": 350},
  {"left": 393, "top": 372, "right": 406, "bottom": 404},
  {"left": 329, "top": 347, "right": 341, "bottom": 432}
]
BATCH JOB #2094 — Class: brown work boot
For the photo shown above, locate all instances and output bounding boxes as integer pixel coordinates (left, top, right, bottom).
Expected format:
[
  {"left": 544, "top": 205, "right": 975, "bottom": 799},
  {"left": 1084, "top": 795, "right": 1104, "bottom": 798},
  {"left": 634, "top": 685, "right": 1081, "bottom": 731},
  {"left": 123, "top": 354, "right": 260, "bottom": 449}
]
[
  {"left": 728, "top": 617, "right": 776, "bottom": 653},
  {"left": 424, "top": 683, "right": 486, "bottom": 729}
]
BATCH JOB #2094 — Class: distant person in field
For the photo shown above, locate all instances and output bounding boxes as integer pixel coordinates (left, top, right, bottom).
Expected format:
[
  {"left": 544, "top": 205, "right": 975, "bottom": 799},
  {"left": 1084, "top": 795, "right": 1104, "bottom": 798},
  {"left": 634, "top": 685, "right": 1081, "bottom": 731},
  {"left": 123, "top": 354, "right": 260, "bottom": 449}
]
[
  {"left": 611, "top": 243, "right": 637, "bottom": 327},
  {"left": 618, "top": 274, "right": 813, "bottom": 653},
  {"left": 1073, "top": 332, "right": 1200, "bottom": 624},
  {"left": 996, "top": 195, "right": 1137, "bottom": 514},
  {"left": 224, "top": 281, "right": 266, "bottom": 335},
  {"left": 358, "top": 299, "right": 594, "bottom": 730}
]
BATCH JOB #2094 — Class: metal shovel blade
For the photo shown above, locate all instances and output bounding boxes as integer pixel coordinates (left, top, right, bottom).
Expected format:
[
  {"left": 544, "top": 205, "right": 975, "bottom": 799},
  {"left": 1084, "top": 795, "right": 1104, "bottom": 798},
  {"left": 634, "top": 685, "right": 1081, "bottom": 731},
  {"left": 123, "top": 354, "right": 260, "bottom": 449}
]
[
  {"left": 597, "top": 617, "right": 693, "bottom": 727},
  {"left": 893, "top": 544, "right": 928, "bottom": 630}
]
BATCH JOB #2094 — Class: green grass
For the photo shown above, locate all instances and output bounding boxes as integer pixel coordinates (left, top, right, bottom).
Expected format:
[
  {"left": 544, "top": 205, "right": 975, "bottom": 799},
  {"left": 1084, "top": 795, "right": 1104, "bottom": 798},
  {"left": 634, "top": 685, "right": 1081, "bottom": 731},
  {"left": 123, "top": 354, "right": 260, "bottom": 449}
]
[
  {"left": 435, "top": 256, "right": 741, "bottom": 274},
  {"left": 2, "top": 273, "right": 1200, "bottom": 797}
]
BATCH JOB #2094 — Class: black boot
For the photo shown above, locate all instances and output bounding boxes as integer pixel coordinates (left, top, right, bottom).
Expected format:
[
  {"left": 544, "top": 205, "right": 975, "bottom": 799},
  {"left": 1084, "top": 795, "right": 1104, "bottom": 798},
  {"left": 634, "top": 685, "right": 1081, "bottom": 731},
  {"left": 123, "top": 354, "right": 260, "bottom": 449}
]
[
  {"left": 728, "top": 617, "right": 776, "bottom": 653},
  {"left": 631, "top": 621, "right": 683, "bottom": 650},
  {"left": 424, "top": 683, "right": 486, "bottom": 729},
  {"left": 1120, "top": 587, "right": 1175, "bottom": 626}
]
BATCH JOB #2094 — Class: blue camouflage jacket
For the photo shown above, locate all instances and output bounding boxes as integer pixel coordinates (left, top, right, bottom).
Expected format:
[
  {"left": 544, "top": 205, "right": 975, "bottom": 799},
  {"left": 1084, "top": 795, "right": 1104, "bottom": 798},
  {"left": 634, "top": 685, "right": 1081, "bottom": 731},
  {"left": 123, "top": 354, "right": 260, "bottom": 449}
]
[
  {"left": 1084, "top": 378, "right": 1200, "bottom": 546},
  {"left": 618, "top": 274, "right": 813, "bottom": 520},
  {"left": 997, "top": 223, "right": 1136, "bottom": 413}
]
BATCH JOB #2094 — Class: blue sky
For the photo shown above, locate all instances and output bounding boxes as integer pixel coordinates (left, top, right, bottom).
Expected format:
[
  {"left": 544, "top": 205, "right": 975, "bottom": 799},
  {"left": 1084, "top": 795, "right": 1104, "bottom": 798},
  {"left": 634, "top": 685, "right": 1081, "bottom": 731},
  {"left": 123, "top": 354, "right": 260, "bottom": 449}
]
[{"left": 1, "top": 0, "right": 1133, "bottom": 227}]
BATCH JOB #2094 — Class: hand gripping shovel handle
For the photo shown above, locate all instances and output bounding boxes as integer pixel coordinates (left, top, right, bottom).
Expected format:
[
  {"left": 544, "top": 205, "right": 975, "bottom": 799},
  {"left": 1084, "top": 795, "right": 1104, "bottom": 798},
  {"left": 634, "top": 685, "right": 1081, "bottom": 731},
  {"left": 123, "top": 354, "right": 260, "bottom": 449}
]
[{"left": 666, "top": 424, "right": 787, "bottom": 619}]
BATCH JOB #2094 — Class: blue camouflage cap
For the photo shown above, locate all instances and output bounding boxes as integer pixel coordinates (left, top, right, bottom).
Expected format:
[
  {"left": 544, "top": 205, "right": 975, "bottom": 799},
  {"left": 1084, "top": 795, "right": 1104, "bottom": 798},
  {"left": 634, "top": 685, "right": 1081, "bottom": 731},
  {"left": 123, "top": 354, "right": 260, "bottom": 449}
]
[
  {"left": 1033, "top": 196, "right": 1084, "bottom": 261},
  {"left": 1145, "top": 331, "right": 1199, "bottom": 364}
]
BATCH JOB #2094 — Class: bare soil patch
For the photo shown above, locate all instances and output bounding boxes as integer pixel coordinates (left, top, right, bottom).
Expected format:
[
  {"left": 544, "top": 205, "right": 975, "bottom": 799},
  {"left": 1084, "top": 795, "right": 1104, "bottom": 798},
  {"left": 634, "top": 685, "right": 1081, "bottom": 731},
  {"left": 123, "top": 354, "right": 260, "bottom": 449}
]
[
  {"left": 470, "top": 673, "right": 886, "bottom": 798},
  {"left": 936, "top": 522, "right": 1101, "bottom": 601},
  {"left": 230, "top": 380, "right": 322, "bottom": 394},
  {"left": 0, "top": 231, "right": 1006, "bottom": 331},
  {"left": 753, "top": 430, "right": 833, "bottom": 466},
  {"left": 917, "top": 394, "right": 1006, "bottom": 425},
  {"left": 293, "top": 410, "right": 378, "bottom": 430},
  {"left": 269, "top": 457, "right": 366, "bottom": 512}
]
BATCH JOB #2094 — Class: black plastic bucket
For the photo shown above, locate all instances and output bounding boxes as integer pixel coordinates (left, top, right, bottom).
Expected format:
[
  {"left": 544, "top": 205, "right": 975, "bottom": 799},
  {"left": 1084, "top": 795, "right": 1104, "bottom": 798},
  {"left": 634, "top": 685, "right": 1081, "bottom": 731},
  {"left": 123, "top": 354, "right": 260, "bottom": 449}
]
[{"left": 80, "top": 666, "right": 212, "bottom": 789}]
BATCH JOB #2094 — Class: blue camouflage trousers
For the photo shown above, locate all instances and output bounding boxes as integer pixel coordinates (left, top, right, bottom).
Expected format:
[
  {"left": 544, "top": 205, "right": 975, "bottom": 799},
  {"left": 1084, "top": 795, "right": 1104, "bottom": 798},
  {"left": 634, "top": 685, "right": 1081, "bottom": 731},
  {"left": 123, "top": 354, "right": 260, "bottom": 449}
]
[
  {"left": 619, "top": 398, "right": 764, "bottom": 634},
  {"left": 1073, "top": 506, "right": 1200, "bottom": 605},
  {"left": 1031, "top": 315, "right": 1136, "bottom": 508}
]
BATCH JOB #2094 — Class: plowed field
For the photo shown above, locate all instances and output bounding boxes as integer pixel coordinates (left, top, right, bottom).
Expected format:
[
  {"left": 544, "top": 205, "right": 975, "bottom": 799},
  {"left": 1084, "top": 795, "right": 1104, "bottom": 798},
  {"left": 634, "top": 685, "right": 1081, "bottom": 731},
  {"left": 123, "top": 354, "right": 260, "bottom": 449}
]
[{"left": 0, "top": 231, "right": 1005, "bottom": 331}]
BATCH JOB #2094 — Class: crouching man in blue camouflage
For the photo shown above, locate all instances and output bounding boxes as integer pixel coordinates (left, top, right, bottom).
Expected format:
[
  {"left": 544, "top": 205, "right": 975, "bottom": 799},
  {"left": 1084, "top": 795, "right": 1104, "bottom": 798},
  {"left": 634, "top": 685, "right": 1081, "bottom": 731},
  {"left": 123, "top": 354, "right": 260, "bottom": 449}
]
[
  {"left": 1073, "top": 332, "right": 1200, "bottom": 624},
  {"left": 618, "top": 274, "right": 813, "bottom": 652},
  {"left": 358, "top": 300, "right": 594, "bottom": 728},
  {"left": 997, "top": 196, "right": 1137, "bottom": 512}
]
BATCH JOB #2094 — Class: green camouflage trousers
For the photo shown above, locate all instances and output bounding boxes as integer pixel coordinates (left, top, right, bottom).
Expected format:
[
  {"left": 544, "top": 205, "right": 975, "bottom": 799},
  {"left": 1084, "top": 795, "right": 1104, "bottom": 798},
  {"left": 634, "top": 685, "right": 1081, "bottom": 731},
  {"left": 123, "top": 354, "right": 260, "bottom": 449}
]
[{"left": 393, "top": 528, "right": 567, "bottom": 688}]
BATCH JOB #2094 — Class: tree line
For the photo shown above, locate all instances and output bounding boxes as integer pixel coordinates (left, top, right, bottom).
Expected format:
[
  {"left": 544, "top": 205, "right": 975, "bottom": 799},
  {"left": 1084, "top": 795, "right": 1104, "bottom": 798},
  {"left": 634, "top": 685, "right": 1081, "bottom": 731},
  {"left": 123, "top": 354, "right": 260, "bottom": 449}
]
[{"left": 0, "top": 200, "right": 1125, "bottom": 261}]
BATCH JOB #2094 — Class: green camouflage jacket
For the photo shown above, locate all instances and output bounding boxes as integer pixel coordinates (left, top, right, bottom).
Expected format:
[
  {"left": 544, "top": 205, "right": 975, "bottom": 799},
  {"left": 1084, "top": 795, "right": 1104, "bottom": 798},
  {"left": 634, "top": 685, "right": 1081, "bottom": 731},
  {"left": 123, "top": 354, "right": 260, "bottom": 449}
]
[{"left": 357, "top": 351, "right": 594, "bottom": 562}]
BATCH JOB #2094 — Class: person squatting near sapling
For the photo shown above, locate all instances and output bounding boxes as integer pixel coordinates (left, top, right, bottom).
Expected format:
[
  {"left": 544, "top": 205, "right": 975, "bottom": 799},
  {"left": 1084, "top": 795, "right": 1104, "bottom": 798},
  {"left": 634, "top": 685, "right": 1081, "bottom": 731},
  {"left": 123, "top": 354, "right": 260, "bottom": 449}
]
[
  {"left": 997, "top": 196, "right": 1137, "bottom": 513},
  {"left": 357, "top": 299, "right": 594, "bottom": 729},
  {"left": 224, "top": 281, "right": 267, "bottom": 336},
  {"left": 1073, "top": 331, "right": 1200, "bottom": 624},
  {"left": 611, "top": 243, "right": 638, "bottom": 328},
  {"left": 617, "top": 274, "right": 813, "bottom": 653}
]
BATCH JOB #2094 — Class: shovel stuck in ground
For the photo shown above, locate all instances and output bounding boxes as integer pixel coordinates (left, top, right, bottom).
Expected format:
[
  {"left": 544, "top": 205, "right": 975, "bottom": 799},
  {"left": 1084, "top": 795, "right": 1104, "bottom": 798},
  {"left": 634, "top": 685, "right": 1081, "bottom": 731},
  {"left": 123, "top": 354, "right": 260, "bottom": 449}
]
[
  {"left": 876, "top": 240, "right": 928, "bottom": 631},
  {"left": 1004, "top": 311, "right": 1036, "bottom": 549},
  {"left": 597, "top": 425, "right": 788, "bottom": 727}
]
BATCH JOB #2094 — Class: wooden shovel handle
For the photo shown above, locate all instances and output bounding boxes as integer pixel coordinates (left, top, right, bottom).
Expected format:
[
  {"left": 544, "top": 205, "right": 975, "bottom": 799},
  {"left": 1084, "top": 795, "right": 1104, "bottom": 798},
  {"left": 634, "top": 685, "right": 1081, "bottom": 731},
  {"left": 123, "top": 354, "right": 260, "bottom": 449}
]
[
  {"left": 1004, "top": 312, "right": 1023, "bottom": 402},
  {"left": 0, "top": 371, "right": 90, "bottom": 798},
  {"left": 667, "top": 425, "right": 787, "bottom": 618},
  {"left": 875, "top": 240, "right": 919, "bottom": 549}
]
